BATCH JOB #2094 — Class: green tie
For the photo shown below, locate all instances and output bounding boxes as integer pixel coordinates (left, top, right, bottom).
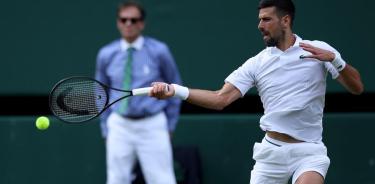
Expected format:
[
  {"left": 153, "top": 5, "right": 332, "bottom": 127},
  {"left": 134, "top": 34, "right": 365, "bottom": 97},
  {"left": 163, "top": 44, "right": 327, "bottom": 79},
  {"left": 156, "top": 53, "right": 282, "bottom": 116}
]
[{"left": 119, "top": 47, "right": 134, "bottom": 114}]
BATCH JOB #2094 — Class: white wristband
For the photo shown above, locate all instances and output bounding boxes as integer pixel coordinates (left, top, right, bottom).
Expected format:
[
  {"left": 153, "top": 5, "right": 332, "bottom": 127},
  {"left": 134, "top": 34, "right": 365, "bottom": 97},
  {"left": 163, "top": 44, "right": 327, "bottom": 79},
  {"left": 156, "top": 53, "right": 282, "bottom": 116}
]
[
  {"left": 172, "top": 84, "right": 189, "bottom": 100},
  {"left": 331, "top": 54, "right": 346, "bottom": 72}
]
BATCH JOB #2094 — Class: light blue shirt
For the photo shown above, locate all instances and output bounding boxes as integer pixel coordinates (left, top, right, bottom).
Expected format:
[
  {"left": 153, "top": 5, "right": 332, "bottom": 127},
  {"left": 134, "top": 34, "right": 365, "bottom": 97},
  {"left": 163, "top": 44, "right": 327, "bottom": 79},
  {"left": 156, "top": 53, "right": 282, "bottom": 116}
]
[{"left": 95, "top": 36, "right": 182, "bottom": 137}]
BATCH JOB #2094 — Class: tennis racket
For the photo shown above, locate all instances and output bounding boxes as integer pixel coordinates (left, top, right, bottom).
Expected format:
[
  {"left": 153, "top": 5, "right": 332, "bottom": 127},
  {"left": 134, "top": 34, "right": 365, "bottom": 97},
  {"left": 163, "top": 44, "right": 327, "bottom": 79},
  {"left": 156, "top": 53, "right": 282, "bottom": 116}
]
[{"left": 49, "top": 76, "right": 152, "bottom": 124}]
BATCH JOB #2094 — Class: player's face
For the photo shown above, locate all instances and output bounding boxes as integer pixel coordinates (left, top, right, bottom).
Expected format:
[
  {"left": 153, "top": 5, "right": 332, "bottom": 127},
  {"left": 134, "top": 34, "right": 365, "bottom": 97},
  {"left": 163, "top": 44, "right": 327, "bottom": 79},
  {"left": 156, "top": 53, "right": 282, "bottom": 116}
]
[
  {"left": 117, "top": 6, "right": 145, "bottom": 43},
  {"left": 258, "top": 7, "right": 285, "bottom": 47}
]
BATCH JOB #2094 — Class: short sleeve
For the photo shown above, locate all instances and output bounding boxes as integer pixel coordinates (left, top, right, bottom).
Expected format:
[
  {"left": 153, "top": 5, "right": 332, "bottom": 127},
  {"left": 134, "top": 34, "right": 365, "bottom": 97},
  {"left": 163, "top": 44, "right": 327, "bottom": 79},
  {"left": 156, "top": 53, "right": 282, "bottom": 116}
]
[{"left": 224, "top": 57, "right": 257, "bottom": 96}]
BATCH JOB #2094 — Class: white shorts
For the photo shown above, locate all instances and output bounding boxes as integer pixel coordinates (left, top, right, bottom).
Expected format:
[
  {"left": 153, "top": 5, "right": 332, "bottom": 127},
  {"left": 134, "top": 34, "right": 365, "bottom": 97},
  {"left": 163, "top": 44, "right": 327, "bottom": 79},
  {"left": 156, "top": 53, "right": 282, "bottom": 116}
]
[{"left": 250, "top": 135, "right": 330, "bottom": 184}]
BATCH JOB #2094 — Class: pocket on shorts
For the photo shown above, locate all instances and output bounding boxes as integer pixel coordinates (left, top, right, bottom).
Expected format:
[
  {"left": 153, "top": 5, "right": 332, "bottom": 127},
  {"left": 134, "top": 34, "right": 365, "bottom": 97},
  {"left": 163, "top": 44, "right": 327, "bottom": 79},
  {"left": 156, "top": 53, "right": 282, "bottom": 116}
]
[
  {"left": 252, "top": 142, "right": 285, "bottom": 163},
  {"left": 252, "top": 142, "right": 262, "bottom": 160}
]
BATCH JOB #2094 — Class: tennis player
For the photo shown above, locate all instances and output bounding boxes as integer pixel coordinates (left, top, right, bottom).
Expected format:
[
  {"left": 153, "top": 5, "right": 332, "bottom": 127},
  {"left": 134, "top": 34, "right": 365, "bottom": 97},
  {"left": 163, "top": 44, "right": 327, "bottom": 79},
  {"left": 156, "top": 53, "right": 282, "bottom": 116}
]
[{"left": 150, "top": 0, "right": 363, "bottom": 183}]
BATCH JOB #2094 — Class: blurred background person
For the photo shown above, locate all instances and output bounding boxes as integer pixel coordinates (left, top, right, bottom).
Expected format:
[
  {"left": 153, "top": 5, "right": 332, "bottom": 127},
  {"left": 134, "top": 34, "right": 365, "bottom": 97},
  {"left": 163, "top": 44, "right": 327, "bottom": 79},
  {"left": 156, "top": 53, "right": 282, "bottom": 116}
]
[{"left": 95, "top": 1, "right": 182, "bottom": 184}]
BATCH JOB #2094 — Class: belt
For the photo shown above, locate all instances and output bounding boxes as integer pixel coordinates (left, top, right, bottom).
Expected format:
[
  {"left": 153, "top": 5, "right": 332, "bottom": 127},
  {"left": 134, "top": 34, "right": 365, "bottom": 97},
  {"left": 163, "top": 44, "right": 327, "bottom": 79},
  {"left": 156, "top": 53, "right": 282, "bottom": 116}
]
[{"left": 124, "top": 115, "right": 148, "bottom": 120}]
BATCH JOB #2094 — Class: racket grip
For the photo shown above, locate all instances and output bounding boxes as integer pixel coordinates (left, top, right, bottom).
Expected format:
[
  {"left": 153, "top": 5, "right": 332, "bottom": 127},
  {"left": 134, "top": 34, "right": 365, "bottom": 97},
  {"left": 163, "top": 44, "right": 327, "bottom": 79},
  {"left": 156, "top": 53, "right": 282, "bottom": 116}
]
[{"left": 132, "top": 87, "right": 152, "bottom": 96}]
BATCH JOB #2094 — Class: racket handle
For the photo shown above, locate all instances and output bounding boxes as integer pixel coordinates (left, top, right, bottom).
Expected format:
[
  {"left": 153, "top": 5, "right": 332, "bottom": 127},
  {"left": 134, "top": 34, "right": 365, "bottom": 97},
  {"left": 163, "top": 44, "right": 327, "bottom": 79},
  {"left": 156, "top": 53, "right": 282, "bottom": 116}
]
[{"left": 132, "top": 87, "right": 152, "bottom": 96}]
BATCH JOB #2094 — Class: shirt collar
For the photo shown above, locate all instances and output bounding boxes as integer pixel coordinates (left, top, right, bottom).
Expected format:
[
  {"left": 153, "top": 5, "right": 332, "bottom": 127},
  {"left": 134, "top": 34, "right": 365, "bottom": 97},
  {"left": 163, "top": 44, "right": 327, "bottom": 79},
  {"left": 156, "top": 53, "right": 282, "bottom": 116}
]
[
  {"left": 120, "top": 36, "right": 144, "bottom": 51},
  {"left": 292, "top": 34, "right": 302, "bottom": 48}
]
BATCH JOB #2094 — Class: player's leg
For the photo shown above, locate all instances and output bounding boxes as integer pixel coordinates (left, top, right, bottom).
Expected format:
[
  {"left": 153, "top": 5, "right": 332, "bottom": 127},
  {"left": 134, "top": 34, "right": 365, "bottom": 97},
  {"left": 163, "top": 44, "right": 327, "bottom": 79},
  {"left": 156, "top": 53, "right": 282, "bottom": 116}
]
[
  {"left": 136, "top": 112, "right": 176, "bottom": 184},
  {"left": 250, "top": 136, "right": 291, "bottom": 184},
  {"left": 250, "top": 162, "right": 290, "bottom": 184},
  {"left": 294, "top": 171, "right": 324, "bottom": 184},
  {"left": 106, "top": 113, "right": 137, "bottom": 184},
  {"left": 291, "top": 142, "right": 330, "bottom": 184}
]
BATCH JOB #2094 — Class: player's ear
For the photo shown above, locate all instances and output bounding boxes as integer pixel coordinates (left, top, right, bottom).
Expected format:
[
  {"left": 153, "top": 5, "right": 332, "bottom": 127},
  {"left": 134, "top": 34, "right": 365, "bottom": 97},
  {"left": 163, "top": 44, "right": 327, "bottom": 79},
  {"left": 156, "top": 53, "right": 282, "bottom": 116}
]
[{"left": 281, "top": 15, "right": 291, "bottom": 28}]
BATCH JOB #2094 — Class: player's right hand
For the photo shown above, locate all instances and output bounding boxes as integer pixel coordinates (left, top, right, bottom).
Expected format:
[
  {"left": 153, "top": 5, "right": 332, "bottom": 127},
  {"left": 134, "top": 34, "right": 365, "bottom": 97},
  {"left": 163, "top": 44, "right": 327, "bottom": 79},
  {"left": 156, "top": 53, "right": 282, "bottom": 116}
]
[
  {"left": 299, "top": 42, "right": 336, "bottom": 62},
  {"left": 150, "top": 82, "right": 174, "bottom": 99}
]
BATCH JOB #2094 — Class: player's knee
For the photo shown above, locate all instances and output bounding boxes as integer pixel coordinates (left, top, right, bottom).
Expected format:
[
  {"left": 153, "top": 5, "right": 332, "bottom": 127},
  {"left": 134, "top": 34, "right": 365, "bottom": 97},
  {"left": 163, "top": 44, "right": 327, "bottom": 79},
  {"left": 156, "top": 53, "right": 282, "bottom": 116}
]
[{"left": 295, "top": 171, "right": 324, "bottom": 184}]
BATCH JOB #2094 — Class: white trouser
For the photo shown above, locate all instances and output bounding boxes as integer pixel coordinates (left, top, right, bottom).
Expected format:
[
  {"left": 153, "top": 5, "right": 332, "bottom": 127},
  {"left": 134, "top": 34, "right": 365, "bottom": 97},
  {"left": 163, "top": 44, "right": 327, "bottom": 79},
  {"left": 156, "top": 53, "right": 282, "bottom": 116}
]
[
  {"left": 106, "top": 112, "right": 176, "bottom": 184},
  {"left": 250, "top": 135, "right": 330, "bottom": 184}
]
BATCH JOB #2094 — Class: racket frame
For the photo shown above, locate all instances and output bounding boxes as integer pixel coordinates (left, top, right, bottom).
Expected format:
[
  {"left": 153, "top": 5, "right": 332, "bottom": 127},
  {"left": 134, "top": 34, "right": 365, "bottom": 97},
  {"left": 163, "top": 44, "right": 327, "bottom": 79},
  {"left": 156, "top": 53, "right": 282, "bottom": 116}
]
[{"left": 49, "top": 76, "right": 138, "bottom": 124}]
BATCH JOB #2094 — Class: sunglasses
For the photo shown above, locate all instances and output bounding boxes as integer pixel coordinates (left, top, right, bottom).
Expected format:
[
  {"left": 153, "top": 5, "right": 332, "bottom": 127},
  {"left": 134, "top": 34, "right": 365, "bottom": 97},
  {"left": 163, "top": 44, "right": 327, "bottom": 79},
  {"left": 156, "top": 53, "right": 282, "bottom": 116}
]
[{"left": 118, "top": 17, "right": 142, "bottom": 24}]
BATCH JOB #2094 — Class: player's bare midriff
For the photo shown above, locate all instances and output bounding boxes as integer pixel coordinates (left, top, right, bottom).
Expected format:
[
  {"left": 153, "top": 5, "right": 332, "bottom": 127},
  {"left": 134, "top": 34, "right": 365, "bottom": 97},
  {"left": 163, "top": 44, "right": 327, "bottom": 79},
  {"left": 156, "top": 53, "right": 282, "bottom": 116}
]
[{"left": 266, "top": 131, "right": 304, "bottom": 143}]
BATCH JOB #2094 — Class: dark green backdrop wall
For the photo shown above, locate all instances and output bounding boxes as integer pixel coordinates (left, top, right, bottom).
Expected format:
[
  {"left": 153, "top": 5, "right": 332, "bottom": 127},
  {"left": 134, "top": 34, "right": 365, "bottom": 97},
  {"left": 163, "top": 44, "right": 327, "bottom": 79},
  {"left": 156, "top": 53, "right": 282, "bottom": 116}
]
[
  {"left": 1, "top": 0, "right": 374, "bottom": 95},
  {"left": 1, "top": 114, "right": 375, "bottom": 184}
]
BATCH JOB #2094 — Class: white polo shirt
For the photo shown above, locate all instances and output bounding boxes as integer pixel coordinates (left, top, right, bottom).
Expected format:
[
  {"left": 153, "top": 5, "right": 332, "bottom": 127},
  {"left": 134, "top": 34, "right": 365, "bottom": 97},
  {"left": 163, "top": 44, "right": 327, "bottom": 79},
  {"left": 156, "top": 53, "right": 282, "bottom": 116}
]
[{"left": 225, "top": 35, "right": 341, "bottom": 142}]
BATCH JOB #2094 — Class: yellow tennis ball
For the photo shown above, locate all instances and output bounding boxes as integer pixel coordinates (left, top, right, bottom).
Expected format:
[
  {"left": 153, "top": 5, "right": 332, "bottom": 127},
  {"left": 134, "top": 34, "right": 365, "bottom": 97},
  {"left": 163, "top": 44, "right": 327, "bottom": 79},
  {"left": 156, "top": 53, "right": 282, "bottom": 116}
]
[{"left": 36, "top": 116, "right": 50, "bottom": 130}]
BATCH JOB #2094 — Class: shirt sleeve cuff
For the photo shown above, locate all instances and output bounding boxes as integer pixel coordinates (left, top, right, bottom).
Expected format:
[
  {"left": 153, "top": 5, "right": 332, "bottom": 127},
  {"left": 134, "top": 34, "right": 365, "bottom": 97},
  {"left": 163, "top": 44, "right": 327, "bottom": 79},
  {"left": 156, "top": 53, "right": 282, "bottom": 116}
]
[{"left": 224, "top": 76, "right": 249, "bottom": 96}]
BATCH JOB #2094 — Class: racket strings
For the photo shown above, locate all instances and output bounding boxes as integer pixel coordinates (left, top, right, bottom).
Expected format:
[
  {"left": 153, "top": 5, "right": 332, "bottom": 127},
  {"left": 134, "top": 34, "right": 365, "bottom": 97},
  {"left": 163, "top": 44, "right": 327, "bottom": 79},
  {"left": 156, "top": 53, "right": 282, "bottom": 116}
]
[{"left": 50, "top": 78, "right": 107, "bottom": 123}]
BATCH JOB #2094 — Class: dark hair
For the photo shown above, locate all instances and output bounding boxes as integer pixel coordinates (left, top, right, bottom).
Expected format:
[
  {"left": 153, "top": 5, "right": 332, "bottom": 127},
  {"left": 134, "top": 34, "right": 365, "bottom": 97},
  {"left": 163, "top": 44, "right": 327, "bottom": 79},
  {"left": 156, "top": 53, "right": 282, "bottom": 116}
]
[
  {"left": 117, "top": 1, "right": 146, "bottom": 20},
  {"left": 258, "top": 0, "right": 295, "bottom": 27}
]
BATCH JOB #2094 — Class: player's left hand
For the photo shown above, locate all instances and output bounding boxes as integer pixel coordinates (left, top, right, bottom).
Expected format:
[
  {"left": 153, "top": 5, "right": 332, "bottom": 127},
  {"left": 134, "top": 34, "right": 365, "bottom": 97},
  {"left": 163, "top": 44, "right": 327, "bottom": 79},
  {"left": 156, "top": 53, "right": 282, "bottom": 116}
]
[{"left": 299, "top": 42, "right": 336, "bottom": 62}]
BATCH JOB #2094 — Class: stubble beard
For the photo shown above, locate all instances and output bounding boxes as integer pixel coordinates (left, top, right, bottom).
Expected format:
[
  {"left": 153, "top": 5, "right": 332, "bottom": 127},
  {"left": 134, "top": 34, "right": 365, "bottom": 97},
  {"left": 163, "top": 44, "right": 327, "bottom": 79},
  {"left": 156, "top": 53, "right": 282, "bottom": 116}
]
[
  {"left": 265, "top": 37, "right": 278, "bottom": 47},
  {"left": 263, "top": 30, "right": 285, "bottom": 47}
]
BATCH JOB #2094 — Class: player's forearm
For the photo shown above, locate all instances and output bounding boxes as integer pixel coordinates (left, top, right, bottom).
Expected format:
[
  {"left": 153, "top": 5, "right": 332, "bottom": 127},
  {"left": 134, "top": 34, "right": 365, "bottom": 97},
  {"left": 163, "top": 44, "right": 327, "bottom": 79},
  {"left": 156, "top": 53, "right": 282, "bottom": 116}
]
[
  {"left": 186, "top": 89, "right": 231, "bottom": 110},
  {"left": 151, "top": 82, "right": 240, "bottom": 110},
  {"left": 338, "top": 64, "right": 364, "bottom": 95}
]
